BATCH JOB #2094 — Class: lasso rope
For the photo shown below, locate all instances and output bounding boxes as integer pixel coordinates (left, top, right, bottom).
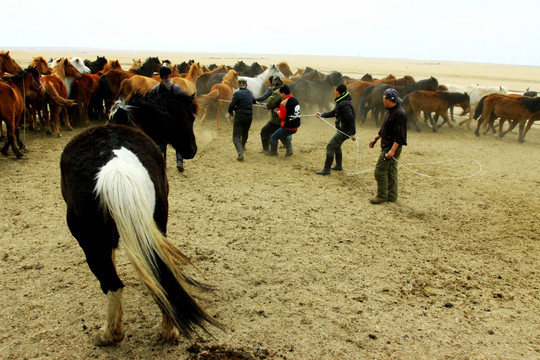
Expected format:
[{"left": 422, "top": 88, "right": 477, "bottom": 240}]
[{"left": 309, "top": 114, "right": 482, "bottom": 179}]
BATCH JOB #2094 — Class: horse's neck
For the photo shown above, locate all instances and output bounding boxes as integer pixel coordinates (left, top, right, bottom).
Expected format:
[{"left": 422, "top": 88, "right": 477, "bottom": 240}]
[
  {"left": 53, "top": 65, "right": 66, "bottom": 81},
  {"left": 187, "top": 64, "right": 199, "bottom": 80}
]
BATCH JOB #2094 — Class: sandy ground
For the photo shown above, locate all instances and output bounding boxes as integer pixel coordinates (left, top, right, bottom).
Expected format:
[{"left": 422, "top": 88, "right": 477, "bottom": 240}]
[{"left": 1, "top": 49, "right": 539, "bottom": 359}]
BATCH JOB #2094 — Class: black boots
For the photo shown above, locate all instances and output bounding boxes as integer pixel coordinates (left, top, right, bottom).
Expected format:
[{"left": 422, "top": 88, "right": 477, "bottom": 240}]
[
  {"left": 331, "top": 153, "right": 343, "bottom": 171},
  {"left": 316, "top": 155, "right": 333, "bottom": 175},
  {"left": 265, "top": 145, "right": 278, "bottom": 156}
]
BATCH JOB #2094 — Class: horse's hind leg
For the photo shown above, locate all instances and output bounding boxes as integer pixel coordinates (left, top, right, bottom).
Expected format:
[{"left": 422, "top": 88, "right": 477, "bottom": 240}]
[{"left": 66, "top": 211, "right": 125, "bottom": 345}]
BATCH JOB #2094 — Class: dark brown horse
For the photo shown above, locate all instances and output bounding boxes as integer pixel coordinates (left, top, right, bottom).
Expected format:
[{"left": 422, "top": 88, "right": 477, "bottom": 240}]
[
  {"left": 60, "top": 91, "right": 220, "bottom": 346},
  {"left": 0, "top": 68, "right": 40, "bottom": 158}
]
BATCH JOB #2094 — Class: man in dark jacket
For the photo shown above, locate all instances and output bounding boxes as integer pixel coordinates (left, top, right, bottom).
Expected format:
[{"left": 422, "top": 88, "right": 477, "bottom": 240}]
[
  {"left": 368, "top": 88, "right": 407, "bottom": 204},
  {"left": 228, "top": 78, "right": 255, "bottom": 161},
  {"left": 267, "top": 85, "right": 300, "bottom": 156},
  {"left": 148, "top": 66, "right": 186, "bottom": 172},
  {"left": 315, "top": 84, "right": 357, "bottom": 175}
]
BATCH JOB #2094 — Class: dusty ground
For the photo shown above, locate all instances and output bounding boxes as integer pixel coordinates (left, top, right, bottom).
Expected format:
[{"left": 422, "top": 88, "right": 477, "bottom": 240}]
[{"left": 0, "top": 50, "right": 539, "bottom": 359}]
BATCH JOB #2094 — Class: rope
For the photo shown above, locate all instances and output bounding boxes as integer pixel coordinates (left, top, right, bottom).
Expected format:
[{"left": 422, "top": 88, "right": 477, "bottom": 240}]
[
  {"left": 347, "top": 157, "right": 483, "bottom": 179},
  {"left": 311, "top": 114, "right": 482, "bottom": 179}
]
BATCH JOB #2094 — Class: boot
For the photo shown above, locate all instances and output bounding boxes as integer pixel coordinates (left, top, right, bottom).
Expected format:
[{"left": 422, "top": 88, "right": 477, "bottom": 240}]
[
  {"left": 265, "top": 145, "right": 278, "bottom": 156},
  {"left": 316, "top": 155, "right": 333, "bottom": 175},
  {"left": 233, "top": 137, "right": 244, "bottom": 160},
  {"left": 331, "top": 153, "right": 343, "bottom": 171},
  {"left": 284, "top": 140, "right": 293, "bottom": 156},
  {"left": 260, "top": 136, "right": 269, "bottom": 154}
]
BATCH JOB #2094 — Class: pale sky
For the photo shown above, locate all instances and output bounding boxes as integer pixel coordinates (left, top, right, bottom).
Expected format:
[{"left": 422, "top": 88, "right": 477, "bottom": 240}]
[{"left": 3, "top": 0, "right": 539, "bottom": 66}]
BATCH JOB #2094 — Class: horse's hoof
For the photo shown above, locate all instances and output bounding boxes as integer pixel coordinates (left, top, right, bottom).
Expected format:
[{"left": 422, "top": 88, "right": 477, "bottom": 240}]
[
  {"left": 93, "top": 329, "right": 124, "bottom": 347},
  {"left": 162, "top": 327, "right": 180, "bottom": 343}
]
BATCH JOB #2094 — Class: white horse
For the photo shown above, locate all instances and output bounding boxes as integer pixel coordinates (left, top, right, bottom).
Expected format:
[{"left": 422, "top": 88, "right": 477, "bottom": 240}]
[
  {"left": 49, "top": 57, "right": 91, "bottom": 97},
  {"left": 445, "top": 84, "right": 508, "bottom": 129},
  {"left": 237, "top": 64, "right": 284, "bottom": 97}
]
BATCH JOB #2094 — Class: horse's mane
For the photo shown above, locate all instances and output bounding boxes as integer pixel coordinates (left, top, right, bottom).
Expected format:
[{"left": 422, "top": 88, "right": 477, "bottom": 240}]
[
  {"left": 138, "top": 57, "right": 161, "bottom": 76},
  {"left": 519, "top": 96, "right": 540, "bottom": 113}
]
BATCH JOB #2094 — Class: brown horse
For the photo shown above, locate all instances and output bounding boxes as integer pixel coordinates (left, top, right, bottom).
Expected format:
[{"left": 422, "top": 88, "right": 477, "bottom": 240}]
[
  {"left": 171, "top": 62, "right": 202, "bottom": 95},
  {"left": 403, "top": 90, "right": 471, "bottom": 132},
  {"left": 19, "top": 56, "right": 53, "bottom": 131},
  {"left": 475, "top": 94, "right": 539, "bottom": 142},
  {"left": 198, "top": 70, "right": 238, "bottom": 129},
  {"left": 0, "top": 68, "right": 40, "bottom": 158},
  {"left": 0, "top": 51, "right": 23, "bottom": 76},
  {"left": 277, "top": 61, "right": 293, "bottom": 78},
  {"left": 98, "top": 59, "right": 122, "bottom": 75},
  {"left": 117, "top": 75, "right": 158, "bottom": 100},
  {"left": 40, "top": 58, "right": 81, "bottom": 137},
  {"left": 98, "top": 57, "right": 162, "bottom": 114}
]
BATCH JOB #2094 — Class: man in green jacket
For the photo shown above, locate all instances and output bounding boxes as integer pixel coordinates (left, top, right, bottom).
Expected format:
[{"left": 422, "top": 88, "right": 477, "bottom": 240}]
[{"left": 258, "top": 77, "right": 291, "bottom": 155}]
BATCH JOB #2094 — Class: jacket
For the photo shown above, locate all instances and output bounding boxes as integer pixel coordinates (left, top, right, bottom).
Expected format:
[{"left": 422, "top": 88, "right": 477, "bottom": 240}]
[
  {"left": 228, "top": 88, "right": 255, "bottom": 115},
  {"left": 378, "top": 104, "right": 408, "bottom": 150},
  {"left": 264, "top": 87, "right": 283, "bottom": 125},
  {"left": 277, "top": 95, "right": 301, "bottom": 130},
  {"left": 321, "top": 92, "right": 356, "bottom": 136}
]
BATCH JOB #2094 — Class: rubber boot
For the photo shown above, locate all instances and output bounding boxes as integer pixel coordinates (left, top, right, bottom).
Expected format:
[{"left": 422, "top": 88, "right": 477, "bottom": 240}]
[
  {"left": 316, "top": 155, "right": 333, "bottom": 175},
  {"left": 284, "top": 140, "right": 293, "bottom": 156},
  {"left": 233, "top": 137, "right": 244, "bottom": 160},
  {"left": 266, "top": 145, "right": 278, "bottom": 156},
  {"left": 331, "top": 153, "right": 343, "bottom": 171}
]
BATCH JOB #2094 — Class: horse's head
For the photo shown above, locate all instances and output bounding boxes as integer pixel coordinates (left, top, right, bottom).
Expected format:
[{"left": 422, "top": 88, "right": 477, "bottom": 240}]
[
  {"left": 130, "top": 58, "right": 142, "bottom": 71},
  {"left": 30, "top": 56, "right": 53, "bottom": 75},
  {"left": 69, "top": 57, "right": 91, "bottom": 74},
  {"left": 61, "top": 58, "right": 82, "bottom": 79},
  {"left": 224, "top": 70, "right": 239, "bottom": 89},
  {"left": 0, "top": 51, "right": 23, "bottom": 75},
  {"left": 277, "top": 62, "right": 293, "bottom": 78},
  {"left": 459, "top": 92, "right": 471, "bottom": 115}
]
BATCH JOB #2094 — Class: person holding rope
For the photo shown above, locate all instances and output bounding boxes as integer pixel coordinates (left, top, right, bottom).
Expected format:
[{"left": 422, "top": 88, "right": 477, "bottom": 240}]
[
  {"left": 148, "top": 66, "right": 186, "bottom": 173},
  {"left": 266, "top": 84, "right": 300, "bottom": 156},
  {"left": 228, "top": 78, "right": 255, "bottom": 161},
  {"left": 368, "top": 88, "right": 407, "bottom": 204},
  {"left": 315, "top": 84, "right": 357, "bottom": 175},
  {"left": 258, "top": 76, "right": 288, "bottom": 154}
]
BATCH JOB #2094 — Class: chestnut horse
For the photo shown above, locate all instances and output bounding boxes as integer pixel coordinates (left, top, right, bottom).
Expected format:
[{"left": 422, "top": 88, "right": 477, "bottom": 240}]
[
  {"left": 474, "top": 94, "right": 540, "bottom": 142},
  {"left": 0, "top": 68, "right": 40, "bottom": 158},
  {"left": 198, "top": 70, "right": 239, "bottom": 129},
  {"left": 171, "top": 62, "right": 202, "bottom": 95},
  {"left": 117, "top": 75, "right": 158, "bottom": 100},
  {"left": 60, "top": 91, "right": 219, "bottom": 345},
  {"left": 277, "top": 61, "right": 293, "bottom": 78},
  {"left": 403, "top": 90, "right": 471, "bottom": 132},
  {"left": 40, "top": 58, "right": 81, "bottom": 137},
  {"left": 0, "top": 51, "right": 23, "bottom": 76},
  {"left": 23, "top": 56, "right": 53, "bottom": 131},
  {"left": 195, "top": 65, "right": 229, "bottom": 96}
]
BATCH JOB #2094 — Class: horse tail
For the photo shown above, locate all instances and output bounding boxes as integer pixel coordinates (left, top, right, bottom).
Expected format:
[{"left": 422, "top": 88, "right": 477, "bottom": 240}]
[
  {"left": 474, "top": 95, "right": 487, "bottom": 120},
  {"left": 94, "top": 150, "right": 220, "bottom": 337},
  {"left": 197, "top": 90, "right": 220, "bottom": 109},
  {"left": 42, "top": 81, "right": 77, "bottom": 107}
]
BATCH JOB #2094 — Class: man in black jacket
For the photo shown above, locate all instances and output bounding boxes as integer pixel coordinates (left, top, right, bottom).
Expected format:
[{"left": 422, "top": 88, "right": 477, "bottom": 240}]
[
  {"left": 368, "top": 88, "right": 407, "bottom": 204},
  {"left": 315, "top": 84, "right": 357, "bottom": 175},
  {"left": 228, "top": 78, "right": 255, "bottom": 161}
]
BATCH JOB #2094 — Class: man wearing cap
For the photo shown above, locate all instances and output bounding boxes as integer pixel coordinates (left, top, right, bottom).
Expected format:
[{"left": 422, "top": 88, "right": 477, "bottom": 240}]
[
  {"left": 228, "top": 78, "right": 255, "bottom": 161},
  {"left": 258, "top": 76, "right": 289, "bottom": 154},
  {"left": 314, "top": 83, "right": 357, "bottom": 175},
  {"left": 368, "top": 88, "right": 407, "bottom": 204}
]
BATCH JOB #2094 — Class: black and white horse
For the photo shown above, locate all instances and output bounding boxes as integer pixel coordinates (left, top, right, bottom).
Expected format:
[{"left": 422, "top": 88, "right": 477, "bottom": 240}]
[{"left": 60, "top": 92, "right": 219, "bottom": 345}]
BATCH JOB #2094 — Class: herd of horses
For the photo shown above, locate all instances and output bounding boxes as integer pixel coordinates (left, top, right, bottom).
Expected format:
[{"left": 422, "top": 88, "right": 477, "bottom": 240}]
[
  {"left": 1, "top": 50, "right": 538, "bottom": 160},
  {"left": 1, "top": 49, "right": 539, "bottom": 345}
]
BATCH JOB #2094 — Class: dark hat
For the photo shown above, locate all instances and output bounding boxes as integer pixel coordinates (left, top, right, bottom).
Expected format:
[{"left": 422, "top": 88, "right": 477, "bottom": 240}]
[
  {"left": 384, "top": 88, "right": 403, "bottom": 104},
  {"left": 279, "top": 84, "right": 290, "bottom": 95},
  {"left": 272, "top": 76, "right": 283, "bottom": 86}
]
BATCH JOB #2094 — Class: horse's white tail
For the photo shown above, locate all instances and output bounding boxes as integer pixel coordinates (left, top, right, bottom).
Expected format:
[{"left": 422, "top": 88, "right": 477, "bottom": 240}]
[{"left": 94, "top": 147, "right": 217, "bottom": 337}]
